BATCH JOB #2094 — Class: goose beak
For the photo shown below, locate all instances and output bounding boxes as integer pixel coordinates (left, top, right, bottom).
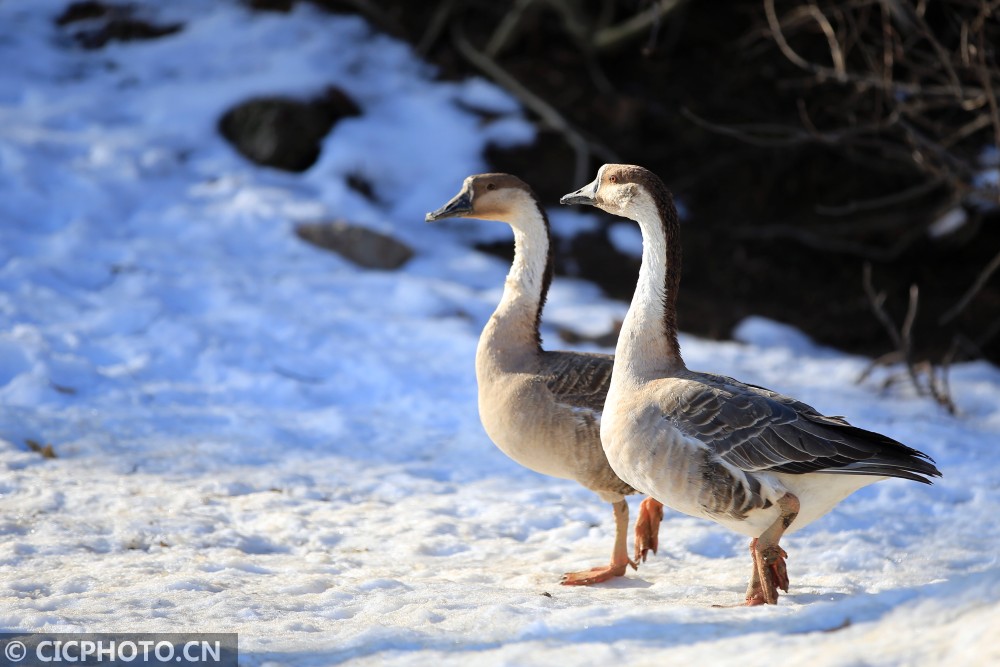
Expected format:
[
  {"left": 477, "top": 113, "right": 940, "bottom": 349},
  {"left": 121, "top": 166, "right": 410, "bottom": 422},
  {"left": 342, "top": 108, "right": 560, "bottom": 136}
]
[
  {"left": 425, "top": 190, "right": 473, "bottom": 222},
  {"left": 559, "top": 177, "right": 599, "bottom": 207}
]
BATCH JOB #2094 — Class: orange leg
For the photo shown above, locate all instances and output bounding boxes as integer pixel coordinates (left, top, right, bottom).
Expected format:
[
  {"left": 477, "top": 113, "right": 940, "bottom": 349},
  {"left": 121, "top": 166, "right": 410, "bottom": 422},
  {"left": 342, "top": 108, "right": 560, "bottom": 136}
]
[
  {"left": 634, "top": 497, "right": 664, "bottom": 563},
  {"left": 745, "top": 539, "right": 789, "bottom": 606},
  {"left": 745, "top": 493, "right": 799, "bottom": 605},
  {"left": 561, "top": 499, "right": 636, "bottom": 586}
]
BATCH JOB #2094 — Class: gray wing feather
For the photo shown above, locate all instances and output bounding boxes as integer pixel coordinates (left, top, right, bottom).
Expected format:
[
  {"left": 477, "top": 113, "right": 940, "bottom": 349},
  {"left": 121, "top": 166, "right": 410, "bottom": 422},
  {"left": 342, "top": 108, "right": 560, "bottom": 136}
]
[
  {"left": 539, "top": 351, "right": 635, "bottom": 497},
  {"left": 540, "top": 351, "right": 614, "bottom": 415},
  {"left": 663, "top": 371, "right": 941, "bottom": 483}
]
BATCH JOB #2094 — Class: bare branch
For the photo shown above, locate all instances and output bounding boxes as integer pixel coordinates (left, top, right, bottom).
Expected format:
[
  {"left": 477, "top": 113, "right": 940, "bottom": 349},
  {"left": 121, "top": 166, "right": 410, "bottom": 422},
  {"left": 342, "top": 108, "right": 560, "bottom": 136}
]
[
  {"left": 866, "top": 267, "right": 920, "bottom": 393},
  {"left": 903, "top": 0, "right": 966, "bottom": 98},
  {"left": 450, "top": 24, "right": 617, "bottom": 185},
  {"left": 940, "top": 113, "right": 995, "bottom": 149},
  {"left": 976, "top": 22, "right": 1000, "bottom": 199},
  {"left": 484, "top": 0, "right": 619, "bottom": 95},
  {"left": 736, "top": 214, "right": 931, "bottom": 261},
  {"left": 939, "top": 247, "right": 1000, "bottom": 324},
  {"left": 815, "top": 176, "right": 945, "bottom": 216},
  {"left": 417, "top": 0, "right": 457, "bottom": 55},
  {"left": 857, "top": 350, "right": 903, "bottom": 385},
  {"left": 863, "top": 263, "right": 905, "bottom": 352},
  {"left": 681, "top": 106, "right": 886, "bottom": 148},
  {"left": 543, "top": 0, "right": 617, "bottom": 95},
  {"left": 860, "top": 264, "right": 955, "bottom": 412},
  {"left": 764, "top": 0, "right": 819, "bottom": 75},
  {"left": 901, "top": 284, "right": 919, "bottom": 353},
  {"left": 803, "top": 2, "right": 847, "bottom": 79},
  {"left": 593, "top": 0, "right": 688, "bottom": 52},
  {"left": 485, "top": 0, "right": 536, "bottom": 58}
]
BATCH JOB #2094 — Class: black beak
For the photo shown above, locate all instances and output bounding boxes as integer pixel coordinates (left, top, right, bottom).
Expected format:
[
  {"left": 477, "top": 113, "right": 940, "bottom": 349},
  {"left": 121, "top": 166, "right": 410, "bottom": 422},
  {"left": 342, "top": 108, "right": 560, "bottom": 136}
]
[
  {"left": 425, "top": 190, "right": 473, "bottom": 222},
  {"left": 559, "top": 177, "right": 599, "bottom": 206}
]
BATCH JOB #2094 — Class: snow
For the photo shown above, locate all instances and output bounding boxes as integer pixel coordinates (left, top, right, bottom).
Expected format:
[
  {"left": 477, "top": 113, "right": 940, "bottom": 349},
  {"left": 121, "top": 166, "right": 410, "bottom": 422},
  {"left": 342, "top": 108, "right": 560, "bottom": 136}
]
[
  {"left": 975, "top": 168, "right": 999, "bottom": 191},
  {"left": 973, "top": 145, "right": 999, "bottom": 204},
  {"left": 1, "top": 2, "right": 999, "bottom": 666},
  {"left": 607, "top": 222, "right": 643, "bottom": 258},
  {"left": 981, "top": 145, "right": 999, "bottom": 168},
  {"left": 927, "top": 207, "right": 969, "bottom": 239}
]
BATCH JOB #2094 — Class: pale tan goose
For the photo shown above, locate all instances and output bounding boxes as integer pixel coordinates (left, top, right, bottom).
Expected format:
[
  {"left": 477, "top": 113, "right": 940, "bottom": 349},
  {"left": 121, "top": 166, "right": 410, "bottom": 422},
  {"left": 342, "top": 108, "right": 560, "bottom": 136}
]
[
  {"left": 561, "top": 164, "right": 941, "bottom": 604},
  {"left": 426, "top": 173, "right": 665, "bottom": 585}
]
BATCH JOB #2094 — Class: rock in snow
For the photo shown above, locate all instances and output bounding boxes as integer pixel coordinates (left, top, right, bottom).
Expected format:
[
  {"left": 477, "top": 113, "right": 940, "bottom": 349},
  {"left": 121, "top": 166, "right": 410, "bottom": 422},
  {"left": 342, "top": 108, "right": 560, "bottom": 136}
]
[
  {"left": 295, "top": 221, "right": 413, "bottom": 270},
  {"left": 219, "top": 88, "right": 362, "bottom": 172}
]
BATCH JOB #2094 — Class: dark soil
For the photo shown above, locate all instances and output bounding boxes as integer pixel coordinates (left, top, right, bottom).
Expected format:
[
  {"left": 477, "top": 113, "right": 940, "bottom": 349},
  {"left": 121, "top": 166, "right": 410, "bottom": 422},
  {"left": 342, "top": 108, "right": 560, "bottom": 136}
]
[{"left": 371, "top": 0, "right": 1000, "bottom": 365}]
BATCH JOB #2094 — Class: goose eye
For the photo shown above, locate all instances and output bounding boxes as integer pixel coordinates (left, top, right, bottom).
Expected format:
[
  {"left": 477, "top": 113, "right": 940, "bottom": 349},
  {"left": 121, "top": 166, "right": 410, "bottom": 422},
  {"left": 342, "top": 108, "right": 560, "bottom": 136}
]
[
  {"left": 486, "top": 183, "right": 496, "bottom": 191},
  {"left": 609, "top": 175, "right": 617, "bottom": 184}
]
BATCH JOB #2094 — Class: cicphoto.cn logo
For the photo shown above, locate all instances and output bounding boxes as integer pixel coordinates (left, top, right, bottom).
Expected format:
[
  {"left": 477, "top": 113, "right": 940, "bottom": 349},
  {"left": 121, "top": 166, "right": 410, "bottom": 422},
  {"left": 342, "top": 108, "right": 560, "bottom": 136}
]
[{"left": 0, "top": 633, "right": 237, "bottom": 667}]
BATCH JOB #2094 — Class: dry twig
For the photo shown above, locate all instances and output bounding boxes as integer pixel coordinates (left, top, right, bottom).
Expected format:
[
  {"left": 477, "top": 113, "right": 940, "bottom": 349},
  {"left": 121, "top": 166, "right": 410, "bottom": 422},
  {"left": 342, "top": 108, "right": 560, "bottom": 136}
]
[
  {"left": 734, "top": 0, "right": 1000, "bottom": 205},
  {"left": 939, "top": 247, "right": 1000, "bottom": 324},
  {"left": 417, "top": 0, "right": 457, "bottom": 55},
  {"left": 859, "top": 263, "right": 956, "bottom": 413},
  {"left": 593, "top": 0, "right": 688, "bottom": 52},
  {"left": 451, "top": 24, "right": 617, "bottom": 185}
]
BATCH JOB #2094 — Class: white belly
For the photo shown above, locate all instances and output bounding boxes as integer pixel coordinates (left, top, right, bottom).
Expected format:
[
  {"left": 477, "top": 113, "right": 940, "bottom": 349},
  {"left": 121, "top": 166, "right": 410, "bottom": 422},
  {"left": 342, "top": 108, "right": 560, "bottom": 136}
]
[{"left": 773, "top": 472, "right": 883, "bottom": 534}]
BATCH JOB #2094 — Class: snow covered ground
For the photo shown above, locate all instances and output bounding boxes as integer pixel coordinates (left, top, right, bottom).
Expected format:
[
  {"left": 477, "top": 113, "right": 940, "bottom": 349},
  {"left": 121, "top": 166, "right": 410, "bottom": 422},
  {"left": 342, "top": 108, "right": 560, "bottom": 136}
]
[{"left": 1, "top": 2, "right": 999, "bottom": 665}]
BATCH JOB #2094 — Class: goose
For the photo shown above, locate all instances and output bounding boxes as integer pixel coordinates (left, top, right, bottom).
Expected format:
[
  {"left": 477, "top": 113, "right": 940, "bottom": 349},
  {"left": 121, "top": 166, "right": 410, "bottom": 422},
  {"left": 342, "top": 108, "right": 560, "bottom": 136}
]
[
  {"left": 560, "top": 164, "right": 941, "bottom": 604},
  {"left": 426, "top": 173, "right": 665, "bottom": 585}
]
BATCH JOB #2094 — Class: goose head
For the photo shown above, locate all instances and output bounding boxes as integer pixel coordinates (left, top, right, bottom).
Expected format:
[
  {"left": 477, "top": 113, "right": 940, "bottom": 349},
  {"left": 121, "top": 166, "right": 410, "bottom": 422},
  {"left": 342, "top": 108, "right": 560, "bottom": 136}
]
[
  {"left": 425, "top": 173, "right": 539, "bottom": 226},
  {"left": 559, "top": 164, "right": 658, "bottom": 219}
]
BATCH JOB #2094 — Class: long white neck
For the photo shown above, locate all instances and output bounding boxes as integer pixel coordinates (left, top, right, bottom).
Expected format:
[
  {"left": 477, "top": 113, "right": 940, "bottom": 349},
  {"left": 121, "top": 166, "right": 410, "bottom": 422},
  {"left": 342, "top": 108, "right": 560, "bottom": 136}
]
[
  {"left": 480, "top": 197, "right": 551, "bottom": 360},
  {"left": 613, "top": 192, "right": 683, "bottom": 383}
]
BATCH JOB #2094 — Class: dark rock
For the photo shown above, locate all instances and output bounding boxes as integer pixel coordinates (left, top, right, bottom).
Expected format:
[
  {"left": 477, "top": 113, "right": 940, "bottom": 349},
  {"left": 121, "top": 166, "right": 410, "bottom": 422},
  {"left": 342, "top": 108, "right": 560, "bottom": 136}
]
[
  {"left": 75, "top": 18, "right": 183, "bottom": 49},
  {"left": 296, "top": 221, "right": 413, "bottom": 270},
  {"left": 346, "top": 173, "right": 378, "bottom": 203},
  {"left": 241, "top": 0, "right": 296, "bottom": 12},
  {"left": 218, "top": 87, "right": 361, "bottom": 172},
  {"left": 55, "top": 2, "right": 183, "bottom": 49},
  {"left": 26, "top": 439, "right": 58, "bottom": 459},
  {"left": 55, "top": 1, "right": 109, "bottom": 25}
]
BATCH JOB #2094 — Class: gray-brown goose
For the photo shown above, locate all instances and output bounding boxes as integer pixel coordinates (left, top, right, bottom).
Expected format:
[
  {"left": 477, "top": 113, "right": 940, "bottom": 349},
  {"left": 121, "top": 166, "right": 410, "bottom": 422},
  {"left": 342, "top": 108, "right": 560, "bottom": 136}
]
[
  {"left": 561, "top": 164, "right": 941, "bottom": 604},
  {"left": 426, "top": 173, "right": 664, "bottom": 585}
]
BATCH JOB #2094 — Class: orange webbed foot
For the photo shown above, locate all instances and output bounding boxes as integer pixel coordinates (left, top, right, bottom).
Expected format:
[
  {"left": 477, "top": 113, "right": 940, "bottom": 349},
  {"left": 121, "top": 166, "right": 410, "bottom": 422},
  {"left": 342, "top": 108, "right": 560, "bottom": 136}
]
[
  {"left": 560, "top": 559, "right": 635, "bottom": 586},
  {"left": 745, "top": 539, "right": 789, "bottom": 605},
  {"left": 634, "top": 497, "right": 664, "bottom": 563}
]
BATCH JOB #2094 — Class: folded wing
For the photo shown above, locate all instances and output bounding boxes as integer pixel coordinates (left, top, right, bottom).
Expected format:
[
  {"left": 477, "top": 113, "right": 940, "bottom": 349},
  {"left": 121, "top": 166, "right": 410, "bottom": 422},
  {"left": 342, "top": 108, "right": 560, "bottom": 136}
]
[{"left": 661, "top": 372, "right": 941, "bottom": 484}]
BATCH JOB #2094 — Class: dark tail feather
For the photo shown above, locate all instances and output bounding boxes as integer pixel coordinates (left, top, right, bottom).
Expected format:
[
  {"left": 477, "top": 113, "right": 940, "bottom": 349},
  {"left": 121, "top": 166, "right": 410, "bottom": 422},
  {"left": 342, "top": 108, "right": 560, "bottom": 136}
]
[
  {"left": 811, "top": 417, "right": 943, "bottom": 484},
  {"left": 821, "top": 464, "right": 940, "bottom": 484}
]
